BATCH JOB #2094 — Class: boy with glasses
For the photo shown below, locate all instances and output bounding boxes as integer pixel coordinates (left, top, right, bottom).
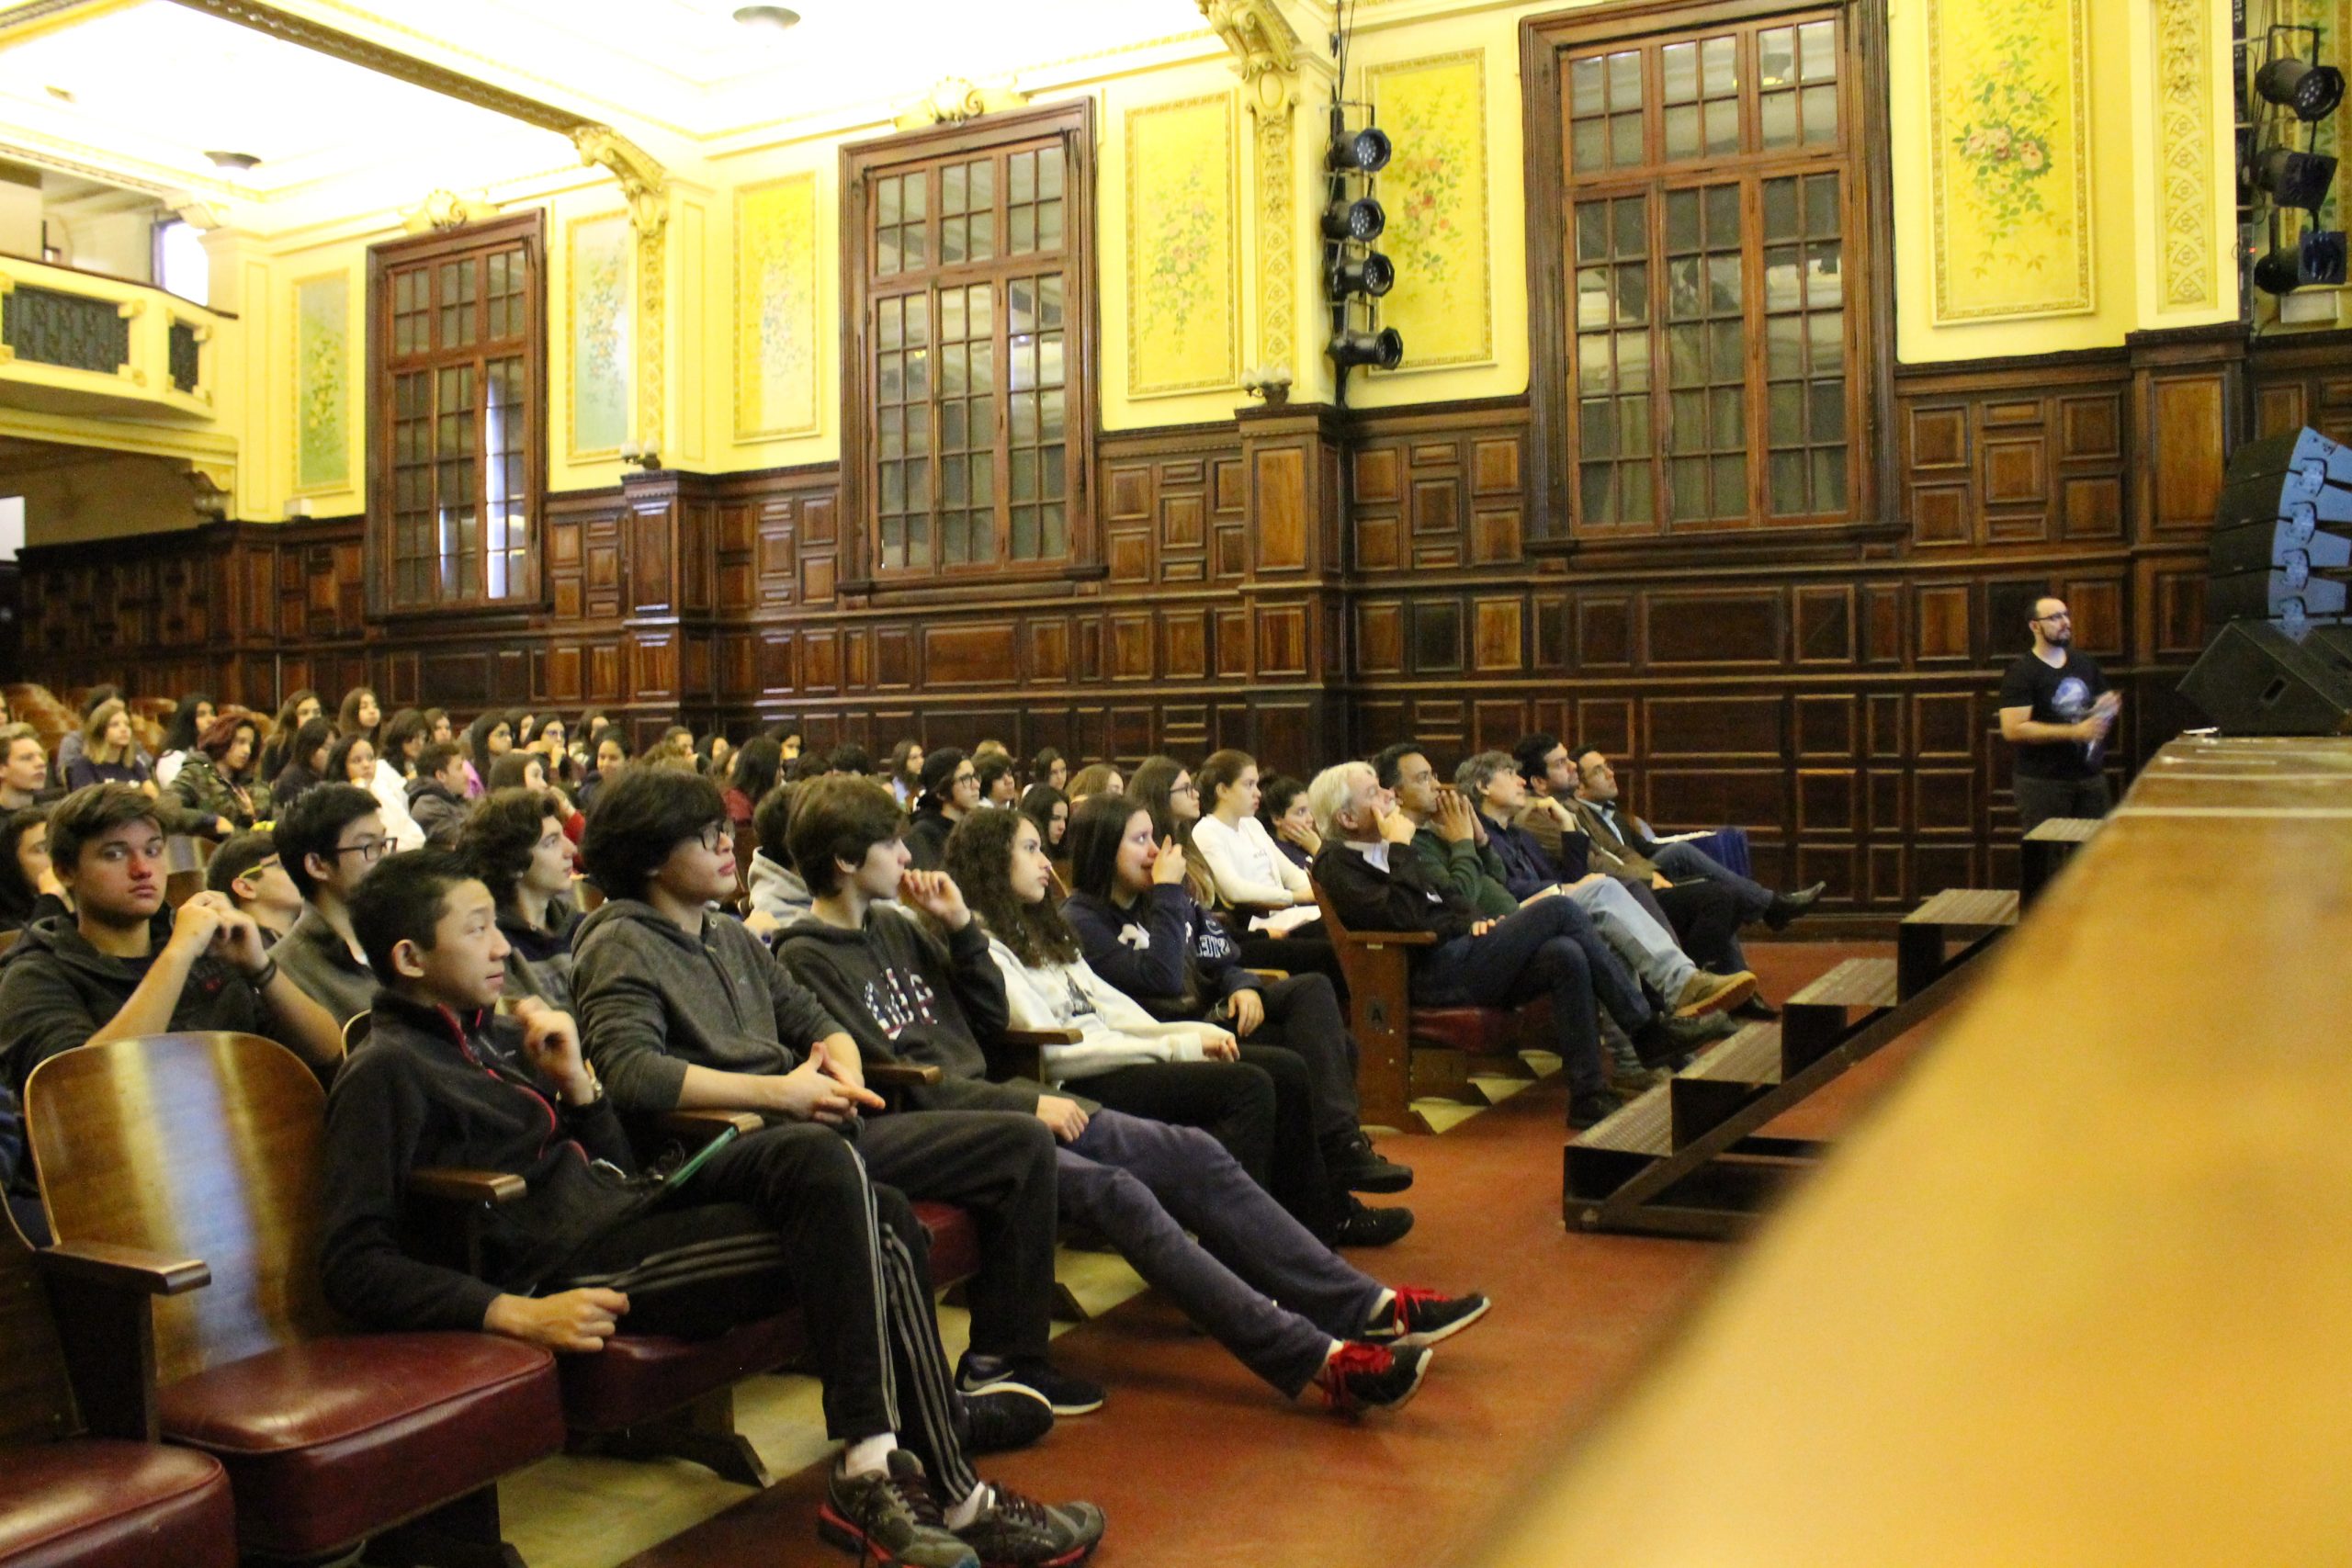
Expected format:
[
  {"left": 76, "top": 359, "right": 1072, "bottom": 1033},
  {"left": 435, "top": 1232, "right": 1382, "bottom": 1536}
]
[
  {"left": 272, "top": 784, "right": 398, "bottom": 1025},
  {"left": 206, "top": 829, "right": 305, "bottom": 942}
]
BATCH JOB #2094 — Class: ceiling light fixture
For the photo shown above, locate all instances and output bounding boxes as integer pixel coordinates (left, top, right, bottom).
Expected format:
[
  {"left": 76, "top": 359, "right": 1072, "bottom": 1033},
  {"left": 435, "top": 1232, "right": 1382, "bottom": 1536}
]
[
  {"left": 43, "top": 85, "right": 73, "bottom": 103},
  {"left": 204, "top": 151, "right": 261, "bottom": 172},
  {"left": 732, "top": 5, "right": 800, "bottom": 28}
]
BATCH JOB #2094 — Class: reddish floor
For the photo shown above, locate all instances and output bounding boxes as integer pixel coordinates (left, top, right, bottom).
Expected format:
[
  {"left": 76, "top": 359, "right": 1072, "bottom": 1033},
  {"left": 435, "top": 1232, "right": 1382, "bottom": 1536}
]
[{"left": 621, "top": 941, "right": 1929, "bottom": 1568}]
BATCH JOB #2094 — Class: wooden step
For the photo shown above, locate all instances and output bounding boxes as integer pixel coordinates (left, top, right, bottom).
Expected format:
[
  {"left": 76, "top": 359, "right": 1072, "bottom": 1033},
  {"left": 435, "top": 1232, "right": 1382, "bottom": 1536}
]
[
  {"left": 1565, "top": 1080, "right": 1671, "bottom": 1201},
  {"left": 2023, "top": 815, "right": 2102, "bottom": 844},
  {"left": 1898, "top": 890, "right": 2018, "bottom": 998},
  {"left": 2021, "top": 817, "right": 2101, "bottom": 906},
  {"left": 1782, "top": 956, "right": 1898, "bottom": 1070},
  {"left": 1672, "top": 1022, "right": 1783, "bottom": 1149}
]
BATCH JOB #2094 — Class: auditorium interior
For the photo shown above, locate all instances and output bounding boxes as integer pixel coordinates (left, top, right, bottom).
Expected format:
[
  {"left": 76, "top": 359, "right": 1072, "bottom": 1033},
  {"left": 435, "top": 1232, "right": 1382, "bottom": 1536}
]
[{"left": 0, "top": 0, "right": 2346, "bottom": 1563}]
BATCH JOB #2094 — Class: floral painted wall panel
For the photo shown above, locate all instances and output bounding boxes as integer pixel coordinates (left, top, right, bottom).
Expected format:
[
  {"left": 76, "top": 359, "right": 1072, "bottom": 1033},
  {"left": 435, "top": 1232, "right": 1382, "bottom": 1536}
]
[
  {"left": 1367, "top": 51, "right": 1494, "bottom": 367},
  {"left": 293, "top": 273, "right": 349, "bottom": 492},
  {"left": 1126, "top": 93, "right": 1239, "bottom": 397},
  {"left": 1928, "top": 0, "right": 2094, "bottom": 321},
  {"left": 567, "top": 211, "right": 632, "bottom": 460},
  {"left": 736, "top": 173, "right": 820, "bottom": 440}
]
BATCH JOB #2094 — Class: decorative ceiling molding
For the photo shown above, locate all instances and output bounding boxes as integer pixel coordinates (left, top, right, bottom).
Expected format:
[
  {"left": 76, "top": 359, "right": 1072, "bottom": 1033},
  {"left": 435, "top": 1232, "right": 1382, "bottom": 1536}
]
[
  {"left": 398, "top": 188, "right": 500, "bottom": 233},
  {"left": 889, "top": 75, "right": 1031, "bottom": 130}
]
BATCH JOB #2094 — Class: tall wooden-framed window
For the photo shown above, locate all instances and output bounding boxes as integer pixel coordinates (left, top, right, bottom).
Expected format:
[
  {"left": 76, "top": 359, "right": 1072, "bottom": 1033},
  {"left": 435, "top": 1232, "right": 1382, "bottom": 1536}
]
[
  {"left": 840, "top": 101, "right": 1097, "bottom": 587},
  {"left": 366, "top": 211, "right": 546, "bottom": 611},
  {"left": 1523, "top": 0, "right": 1893, "bottom": 546}
]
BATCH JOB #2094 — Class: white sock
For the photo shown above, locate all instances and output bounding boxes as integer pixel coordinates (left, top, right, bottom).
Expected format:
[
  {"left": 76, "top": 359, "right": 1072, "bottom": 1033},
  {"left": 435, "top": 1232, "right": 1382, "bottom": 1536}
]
[
  {"left": 946, "top": 1483, "right": 992, "bottom": 1529},
  {"left": 842, "top": 1434, "right": 897, "bottom": 1478}
]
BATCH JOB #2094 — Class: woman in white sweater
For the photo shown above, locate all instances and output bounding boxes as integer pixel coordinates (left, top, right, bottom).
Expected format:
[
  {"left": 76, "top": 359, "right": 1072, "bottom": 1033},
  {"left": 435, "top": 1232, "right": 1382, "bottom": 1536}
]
[
  {"left": 1189, "top": 749, "right": 1318, "bottom": 931},
  {"left": 944, "top": 805, "right": 1329, "bottom": 1226}
]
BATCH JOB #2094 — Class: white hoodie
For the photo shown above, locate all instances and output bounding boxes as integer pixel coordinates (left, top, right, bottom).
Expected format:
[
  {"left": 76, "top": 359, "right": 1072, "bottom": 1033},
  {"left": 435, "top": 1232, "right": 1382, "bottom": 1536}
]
[{"left": 980, "top": 930, "right": 1208, "bottom": 1084}]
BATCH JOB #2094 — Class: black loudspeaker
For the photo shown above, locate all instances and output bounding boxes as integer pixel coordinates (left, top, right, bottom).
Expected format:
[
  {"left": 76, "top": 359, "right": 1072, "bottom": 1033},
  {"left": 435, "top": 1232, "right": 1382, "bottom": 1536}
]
[{"left": 2177, "top": 619, "right": 2352, "bottom": 734}]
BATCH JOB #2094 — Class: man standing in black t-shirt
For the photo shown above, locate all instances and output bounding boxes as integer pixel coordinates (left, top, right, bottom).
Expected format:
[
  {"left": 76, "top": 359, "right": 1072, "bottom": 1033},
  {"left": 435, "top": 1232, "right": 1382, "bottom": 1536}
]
[{"left": 1997, "top": 595, "right": 2121, "bottom": 830}]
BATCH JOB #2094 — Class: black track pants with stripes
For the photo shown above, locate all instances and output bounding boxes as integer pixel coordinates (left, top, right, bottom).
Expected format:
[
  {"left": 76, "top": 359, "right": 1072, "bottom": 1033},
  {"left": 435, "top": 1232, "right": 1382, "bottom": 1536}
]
[{"left": 549, "top": 1121, "right": 979, "bottom": 1501}]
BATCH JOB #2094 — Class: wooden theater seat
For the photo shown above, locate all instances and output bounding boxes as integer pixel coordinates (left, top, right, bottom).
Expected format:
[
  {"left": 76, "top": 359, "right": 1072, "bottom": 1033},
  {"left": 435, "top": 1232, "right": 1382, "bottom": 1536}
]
[
  {"left": 1312, "top": 886, "right": 1536, "bottom": 1134},
  {"left": 0, "top": 1201, "right": 239, "bottom": 1568},
  {"left": 25, "top": 1032, "right": 565, "bottom": 1568}
]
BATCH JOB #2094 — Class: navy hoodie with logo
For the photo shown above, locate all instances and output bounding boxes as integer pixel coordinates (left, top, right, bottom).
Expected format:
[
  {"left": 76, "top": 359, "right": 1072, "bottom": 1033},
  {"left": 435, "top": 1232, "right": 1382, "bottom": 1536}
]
[{"left": 318, "top": 988, "right": 641, "bottom": 1332}]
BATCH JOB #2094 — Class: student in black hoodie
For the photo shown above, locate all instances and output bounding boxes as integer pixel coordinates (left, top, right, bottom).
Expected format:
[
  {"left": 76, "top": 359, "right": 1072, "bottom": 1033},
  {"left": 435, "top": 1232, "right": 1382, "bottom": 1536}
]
[
  {"left": 570, "top": 768, "right": 1100, "bottom": 1418},
  {"left": 322, "top": 851, "right": 1103, "bottom": 1568},
  {"left": 405, "top": 742, "right": 471, "bottom": 850},
  {"left": 458, "top": 788, "right": 582, "bottom": 1010},
  {"left": 780, "top": 779, "right": 1491, "bottom": 1416},
  {"left": 0, "top": 784, "right": 345, "bottom": 1238}
]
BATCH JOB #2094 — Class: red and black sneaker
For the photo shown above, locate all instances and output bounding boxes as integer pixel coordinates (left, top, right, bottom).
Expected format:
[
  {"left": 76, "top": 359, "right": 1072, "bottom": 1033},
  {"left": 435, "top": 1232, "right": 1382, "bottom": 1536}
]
[
  {"left": 1312, "top": 1340, "right": 1431, "bottom": 1415},
  {"left": 1363, "top": 1287, "right": 1491, "bottom": 1348}
]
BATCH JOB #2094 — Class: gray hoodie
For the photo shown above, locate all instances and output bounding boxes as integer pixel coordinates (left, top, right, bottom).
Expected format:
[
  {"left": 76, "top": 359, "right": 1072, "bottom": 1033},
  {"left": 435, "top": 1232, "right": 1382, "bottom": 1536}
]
[
  {"left": 570, "top": 896, "right": 842, "bottom": 1114},
  {"left": 745, "top": 852, "right": 813, "bottom": 927}
]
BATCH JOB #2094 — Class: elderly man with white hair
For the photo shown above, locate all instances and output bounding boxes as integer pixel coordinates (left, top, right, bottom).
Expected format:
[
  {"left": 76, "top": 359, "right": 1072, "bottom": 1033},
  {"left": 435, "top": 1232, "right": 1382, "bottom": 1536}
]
[{"left": 1304, "top": 761, "right": 1724, "bottom": 1130}]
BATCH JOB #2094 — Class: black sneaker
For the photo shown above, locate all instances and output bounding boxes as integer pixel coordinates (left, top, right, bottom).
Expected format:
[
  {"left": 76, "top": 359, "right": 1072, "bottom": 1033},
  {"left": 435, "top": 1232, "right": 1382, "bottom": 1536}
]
[
  {"left": 820, "top": 1450, "right": 978, "bottom": 1568},
  {"left": 957, "top": 1385, "right": 1054, "bottom": 1454},
  {"left": 1765, "top": 882, "right": 1826, "bottom": 931},
  {"left": 956, "top": 1354, "right": 1106, "bottom": 1416},
  {"left": 1311, "top": 1340, "right": 1431, "bottom": 1415},
  {"left": 953, "top": 1483, "right": 1106, "bottom": 1568},
  {"left": 1632, "top": 1012, "right": 1727, "bottom": 1068},
  {"left": 1363, "top": 1286, "right": 1492, "bottom": 1348},
  {"left": 1324, "top": 1131, "right": 1414, "bottom": 1194},
  {"left": 1568, "top": 1089, "right": 1625, "bottom": 1129},
  {"left": 1324, "top": 1196, "right": 1415, "bottom": 1247},
  {"left": 1732, "top": 995, "right": 1781, "bottom": 1021}
]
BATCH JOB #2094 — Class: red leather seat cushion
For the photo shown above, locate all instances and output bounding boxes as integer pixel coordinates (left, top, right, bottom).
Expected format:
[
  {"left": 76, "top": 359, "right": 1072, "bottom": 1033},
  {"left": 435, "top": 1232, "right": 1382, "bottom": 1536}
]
[
  {"left": 1411, "top": 1006, "right": 1521, "bottom": 1055},
  {"left": 156, "top": 1334, "right": 562, "bottom": 1559},
  {"left": 0, "top": 1438, "right": 235, "bottom": 1568},
  {"left": 914, "top": 1201, "right": 978, "bottom": 1288},
  {"left": 560, "top": 1311, "right": 806, "bottom": 1433}
]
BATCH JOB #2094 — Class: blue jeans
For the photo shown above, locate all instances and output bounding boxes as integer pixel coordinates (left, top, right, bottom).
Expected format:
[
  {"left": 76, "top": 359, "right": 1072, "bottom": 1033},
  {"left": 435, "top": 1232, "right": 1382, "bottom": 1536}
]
[
  {"left": 1653, "top": 840, "right": 1775, "bottom": 922},
  {"left": 1414, "top": 897, "right": 1650, "bottom": 1096},
  {"left": 1058, "top": 1110, "right": 1383, "bottom": 1395}
]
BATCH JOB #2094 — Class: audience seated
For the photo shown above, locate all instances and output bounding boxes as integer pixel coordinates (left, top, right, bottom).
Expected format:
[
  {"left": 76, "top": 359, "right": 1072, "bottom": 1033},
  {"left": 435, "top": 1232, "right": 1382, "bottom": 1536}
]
[
  {"left": 256, "top": 688, "right": 323, "bottom": 782},
  {"left": 1063, "top": 762, "right": 1121, "bottom": 807},
  {"left": 0, "top": 785, "right": 343, "bottom": 1219},
  {"left": 271, "top": 783, "right": 395, "bottom": 1025},
  {"left": 458, "top": 788, "right": 583, "bottom": 1010},
  {"left": 746, "top": 780, "right": 814, "bottom": 931},
  {"left": 1191, "top": 750, "right": 1321, "bottom": 938},
  {"left": 830, "top": 743, "right": 876, "bottom": 778},
  {"left": 172, "top": 710, "right": 270, "bottom": 829},
  {"left": 579, "top": 727, "right": 630, "bottom": 810},
  {"left": 888, "top": 739, "right": 925, "bottom": 807},
  {"left": 336, "top": 686, "right": 382, "bottom": 748},
  {"left": 786, "top": 783, "right": 1485, "bottom": 1412},
  {"left": 1017, "top": 784, "right": 1069, "bottom": 856},
  {"left": 1057, "top": 792, "right": 1411, "bottom": 1242},
  {"left": 569, "top": 769, "right": 1102, "bottom": 1418},
  {"left": 271, "top": 716, "right": 336, "bottom": 810},
  {"left": 206, "top": 829, "right": 303, "bottom": 942},
  {"left": 1307, "top": 761, "right": 1726, "bottom": 1129},
  {"left": 325, "top": 850, "right": 1104, "bottom": 1568},
  {"left": 726, "top": 736, "right": 785, "bottom": 829},
  {"left": 0, "top": 805, "right": 62, "bottom": 933},
  {"left": 463, "top": 710, "right": 518, "bottom": 798},
  {"left": 407, "top": 741, "right": 471, "bottom": 848},
  {"left": 975, "top": 754, "right": 1020, "bottom": 809},
  {"left": 1258, "top": 773, "right": 1321, "bottom": 872},
  {"left": 53, "top": 684, "right": 152, "bottom": 780},
  {"left": 1029, "top": 748, "right": 1067, "bottom": 794},
  {"left": 0, "top": 723, "right": 54, "bottom": 810},
  {"left": 906, "top": 748, "right": 978, "bottom": 871},
  {"left": 153, "top": 692, "right": 216, "bottom": 789}
]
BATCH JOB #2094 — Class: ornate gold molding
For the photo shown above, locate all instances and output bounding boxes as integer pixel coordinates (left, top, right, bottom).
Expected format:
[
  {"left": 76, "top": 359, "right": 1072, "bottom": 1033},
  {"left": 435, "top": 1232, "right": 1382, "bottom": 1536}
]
[
  {"left": 2154, "top": 0, "right": 2217, "bottom": 310},
  {"left": 399, "top": 189, "right": 501, "bottom": 234},
  {"left": 571, "top": 124, "right": 668, "bottom": 457},
  {"left": 1199, "top": 0, "right": 1329, "bottom": 377},
  {"left": 892, "top": 77, "right": 1030, "bottom": 130}
]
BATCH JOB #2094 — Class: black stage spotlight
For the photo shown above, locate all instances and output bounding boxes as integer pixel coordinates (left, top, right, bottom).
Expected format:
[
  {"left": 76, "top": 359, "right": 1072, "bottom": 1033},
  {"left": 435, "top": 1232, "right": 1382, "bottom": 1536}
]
[
  {"left": 1327, "top": 251, "right": 1396, "bottom": 299},
  {"left": 2251, "top": 145, "right": 2339, "bottom": 210},
  {"left": 1329, "top": 326, "right": 1405, "bottom": 371},
  {"left": 1321, "top": 196, "right": 1385, "bottom": 242},
  {"left": 2257, "top": 55, "right": 2347, "bottom": 120},
  {"left": 2254, "top": 230, "right": 2349, "bottom": 293},
  {"left": 1327, "top": 125, "right": 1392, "bottom": 173}
]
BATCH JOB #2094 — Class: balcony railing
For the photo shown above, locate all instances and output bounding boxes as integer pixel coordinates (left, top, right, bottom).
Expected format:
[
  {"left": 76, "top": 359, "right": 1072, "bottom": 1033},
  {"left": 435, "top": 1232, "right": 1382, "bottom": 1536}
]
[{"left": 0, "top": 254, "right": 223, "bottom": 422}]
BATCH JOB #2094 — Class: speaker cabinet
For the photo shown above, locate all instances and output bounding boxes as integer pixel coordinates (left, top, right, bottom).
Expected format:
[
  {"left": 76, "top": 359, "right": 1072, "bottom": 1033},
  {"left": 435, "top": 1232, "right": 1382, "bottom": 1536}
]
[{"left": 2178, "top": 620, "right": 2352, "bottom": 735}]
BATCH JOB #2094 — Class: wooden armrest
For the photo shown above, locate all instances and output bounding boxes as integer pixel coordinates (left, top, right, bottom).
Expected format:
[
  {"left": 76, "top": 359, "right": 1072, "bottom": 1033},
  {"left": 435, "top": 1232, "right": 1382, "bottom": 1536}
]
[
  {"left": 1000, "top": 1027, "right": 1085, "bottom": 1046},
  {"left": 1351, "top": 929, "right": 1437, "bottom": 948},
  {"left": 658, "top": 1109, "right": 763, "bottom": 1138},
  {"left": 1243, "top": 967, "right": 1289, "bottom": 982},
  {"left": 867, "top": 1061, "right": 943, "bottom": 1088},
  {"left": 411, "top": 1167, "right": 528, "bottom": 1205},
  {"left": 40, "top": 1241, "right": 209, "bottom": 1296}
]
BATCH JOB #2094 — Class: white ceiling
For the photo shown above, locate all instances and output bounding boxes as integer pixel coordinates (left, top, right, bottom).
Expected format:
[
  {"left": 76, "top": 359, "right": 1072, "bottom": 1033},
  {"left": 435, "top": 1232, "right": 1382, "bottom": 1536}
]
[{"left": 0, "top": 0, "right": 1213, "bottom": 231}]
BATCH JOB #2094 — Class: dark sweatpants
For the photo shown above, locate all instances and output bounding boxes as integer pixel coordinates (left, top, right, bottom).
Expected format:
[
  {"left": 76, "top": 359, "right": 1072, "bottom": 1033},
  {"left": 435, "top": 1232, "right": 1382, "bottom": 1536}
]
[
  {"left": 853, "top": 1108, "right": 1061, "bottom": 1363},
  {"left": 1643, "top": 877, "right": 1747, "bottom": 976},
  {"left": 548, "top": 1122, "right": 978, "bottom": 1503},
  {"left": 1077, "top": 1045, "right": 1342, "bottom": 1233}
]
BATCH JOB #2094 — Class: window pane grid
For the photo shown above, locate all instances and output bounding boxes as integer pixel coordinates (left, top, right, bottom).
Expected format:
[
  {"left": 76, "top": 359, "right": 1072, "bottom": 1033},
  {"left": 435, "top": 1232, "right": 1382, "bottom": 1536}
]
[
  {"left": 1571, "top": 195, "right": 1653, "bottom": 527},
  {"left": 1762, "top": 171, "right": 1848, "bottom": 516},
  {"left": 1665, "top": 183, "right": 1747, "bottom": 523}
]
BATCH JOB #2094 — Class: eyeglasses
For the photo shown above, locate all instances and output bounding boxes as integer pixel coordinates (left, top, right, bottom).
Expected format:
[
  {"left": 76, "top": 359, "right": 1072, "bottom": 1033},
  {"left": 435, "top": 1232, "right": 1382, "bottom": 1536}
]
[
  {"left": 2034, "top": 612, "right": 2071, "bottom": 624},
  {"left": 1170, "top": 781, "right": 1199, "bottom": 795},
  {"left": 695, "top": 822, "right": 729, "bottom": 852},
  {"left": 333, "top": 836, "right": 392, "bottom": 863}
]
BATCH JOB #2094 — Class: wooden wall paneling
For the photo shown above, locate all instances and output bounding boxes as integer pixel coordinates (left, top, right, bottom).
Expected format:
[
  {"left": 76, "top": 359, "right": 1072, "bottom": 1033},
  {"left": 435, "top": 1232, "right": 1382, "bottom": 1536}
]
[{"left": 2129, "top": 324, "right": 2243, "bottom": 545}]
